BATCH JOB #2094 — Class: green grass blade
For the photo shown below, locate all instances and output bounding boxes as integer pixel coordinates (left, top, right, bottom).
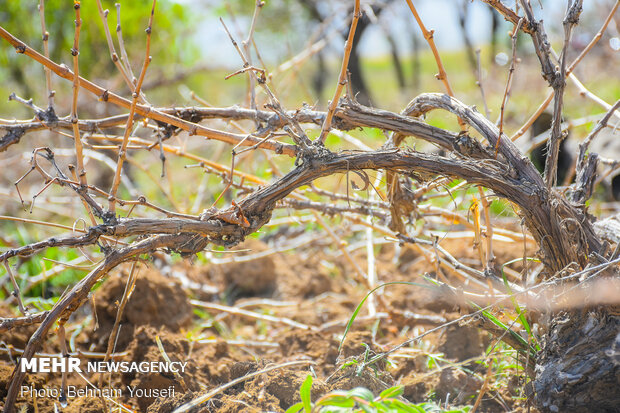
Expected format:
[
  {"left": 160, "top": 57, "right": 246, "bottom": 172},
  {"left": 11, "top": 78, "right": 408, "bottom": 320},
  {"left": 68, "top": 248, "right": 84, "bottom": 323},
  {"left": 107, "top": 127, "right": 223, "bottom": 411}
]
[
  {"left": 300, "top": 374, "right": 313, "bottom": 412},
  {"left": 338, "top": 281, "right": 426, "bottom": 354}
]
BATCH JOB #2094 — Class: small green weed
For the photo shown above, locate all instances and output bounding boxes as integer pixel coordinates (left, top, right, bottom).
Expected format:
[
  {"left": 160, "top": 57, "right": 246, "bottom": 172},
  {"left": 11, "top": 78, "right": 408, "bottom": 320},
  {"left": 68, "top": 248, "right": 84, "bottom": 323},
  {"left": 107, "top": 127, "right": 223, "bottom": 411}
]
[{"left": 286, "top": 375, "right": 471, "bottom": 413}]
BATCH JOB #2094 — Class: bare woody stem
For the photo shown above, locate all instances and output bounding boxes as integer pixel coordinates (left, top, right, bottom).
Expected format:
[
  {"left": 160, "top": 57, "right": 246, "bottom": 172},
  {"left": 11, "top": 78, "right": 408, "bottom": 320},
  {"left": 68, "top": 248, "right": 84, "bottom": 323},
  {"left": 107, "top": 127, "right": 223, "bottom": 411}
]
[
  {"left": 510, "top": 0, "right": 618, "bottom": 141},
  {"left": 496, "top": 18, "right": 523, "bottom": 156},
  {"left": 95, "top": 0, "right": 135, "bottom": 93},
  {"left": 0, "top": 25, "right": 298, "bottom": 157},
  {"left": 108, "top": 0, "right": 156, "bottom": 213},
  {"left": 71, "top": 1, "right": 87, "bottom": 187},
  {"left": 38, "top": 0, "right": 54, "bottom": 107},
  {"left": 403, "top": 0, "right": 466, "bottom": 131},
  {"left": 3, "top": 233, "right": 187, "bottom": 411},
  {"left": 543, "top": 0, "right": 582, "bottom": 189},
  {"left": 242, "top": 0, "right": 264, "bottom": 113},
  {"left": 3, "top": 261, "right": 28, "bottom": 316},
  {"left": 0, "top": 93, "right": 606, "bottom": 411},
  {"left": 115, "top": 3, "right": 136, "bottom": 85},
  {"left": 318, "top": 0, "right": 360, "bottom": 144}
]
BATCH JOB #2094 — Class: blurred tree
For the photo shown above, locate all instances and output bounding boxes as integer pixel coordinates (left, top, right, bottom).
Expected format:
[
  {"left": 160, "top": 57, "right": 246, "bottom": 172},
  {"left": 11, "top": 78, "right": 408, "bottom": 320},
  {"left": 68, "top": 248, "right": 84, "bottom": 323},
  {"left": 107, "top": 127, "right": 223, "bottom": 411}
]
[
  {"left": 222, "top": 0, "right": 398, "bottom": 106},
  {"left": 0, "top": 0, "right": 196, "bottom": 105}
]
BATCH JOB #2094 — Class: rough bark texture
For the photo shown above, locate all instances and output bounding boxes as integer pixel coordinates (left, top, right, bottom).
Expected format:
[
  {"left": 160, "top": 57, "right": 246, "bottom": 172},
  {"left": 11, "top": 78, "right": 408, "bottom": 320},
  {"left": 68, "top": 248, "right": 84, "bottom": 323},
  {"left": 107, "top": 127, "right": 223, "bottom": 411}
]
[
  {"left": 535, "top": 308, "right": 620, "bottom": 412},
  {"left": 0, "top": 28, "right": 617, "bottom": 406}
]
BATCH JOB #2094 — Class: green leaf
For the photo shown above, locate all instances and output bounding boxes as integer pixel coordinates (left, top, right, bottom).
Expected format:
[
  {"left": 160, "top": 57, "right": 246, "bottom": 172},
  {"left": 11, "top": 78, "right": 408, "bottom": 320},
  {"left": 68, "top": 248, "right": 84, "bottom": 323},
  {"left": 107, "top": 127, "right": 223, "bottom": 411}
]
[
  {"left": 318, "top": 407, "right": 352, "bottom": 413},
  {"left": 499, "top": 260, "right": 540, "bottom": 352},
  {"left": 387, "top": 399, "right": 426, "bottom": 413},
  {"left": 471, "top": 303, "right": 536, "bottom": 358},
  {"left": 317, "top": 394, "right": 356, "bottom": 407},
  {"left": 300, "top": 374, "right": 313, "bottom": 412},
  {"left": 378, "top": 386, "right": 404, "bottom": 400},
  {"left": 347, "top": 387, "right": 374, "bottom": 401},
  {"left": 341, "top": 359, "right": 359, "bottom": 369},
  {"left": 285, "top": 402, "right": 304, "bottom": 413},
  {"left": 359, "top": 404, "right": 375, "bottom": 413}
]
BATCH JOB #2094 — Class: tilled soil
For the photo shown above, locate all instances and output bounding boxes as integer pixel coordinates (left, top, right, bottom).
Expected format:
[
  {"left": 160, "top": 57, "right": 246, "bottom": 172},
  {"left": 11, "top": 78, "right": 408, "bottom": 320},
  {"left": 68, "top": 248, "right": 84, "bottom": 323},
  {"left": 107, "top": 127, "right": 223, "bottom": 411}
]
[{"left": 1, "top": 237, "right": 536, "bottom": 412}]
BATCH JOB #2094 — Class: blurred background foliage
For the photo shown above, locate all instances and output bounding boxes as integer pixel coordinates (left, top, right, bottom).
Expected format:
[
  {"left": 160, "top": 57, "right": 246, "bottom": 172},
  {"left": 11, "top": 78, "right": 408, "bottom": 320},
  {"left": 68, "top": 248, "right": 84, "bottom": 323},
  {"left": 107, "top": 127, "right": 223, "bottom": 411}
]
[
  {"left": 1, "top": 1, "right": 618, "bottom": 114},
  {"left": 0, "top": 0, "right": 197, "bottom": 113},
  {"left": 0, "top": 0, "right": 618, "bottom": 295}
]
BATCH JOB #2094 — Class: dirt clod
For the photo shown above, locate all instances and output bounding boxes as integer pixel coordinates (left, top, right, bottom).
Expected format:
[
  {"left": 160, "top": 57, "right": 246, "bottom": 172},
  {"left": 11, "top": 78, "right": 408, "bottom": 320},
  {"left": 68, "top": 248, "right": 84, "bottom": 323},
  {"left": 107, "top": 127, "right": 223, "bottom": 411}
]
[
  {"left": 436, "top": 367, "right": 483, "bottom": 405},
  {"left": 438, "top": 323, "right": 486, "bottom": 362},
  {"left": 91, "top": 270, "right": 192, "bottom": 350}
]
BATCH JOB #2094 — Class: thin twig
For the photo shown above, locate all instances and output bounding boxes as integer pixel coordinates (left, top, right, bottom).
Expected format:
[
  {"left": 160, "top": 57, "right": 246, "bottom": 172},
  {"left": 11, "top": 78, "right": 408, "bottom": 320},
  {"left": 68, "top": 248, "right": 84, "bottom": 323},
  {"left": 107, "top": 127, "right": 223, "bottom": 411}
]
[
  {"left": 95, "top": 0, "right": 137, "bottom": 94},
  {"left": 3, "top": 261, "right": 28, "bottom": 315},
  {"left": 3, "top": 233, "right": 192, "bottom": 411},
  {"left": 191, "top": 300, "right": 314, "bottom": 331},
  {"left": 0, "top": 26, "right": 298, "bottom": 156},
  {"left": 318, "top": 0, "right": 361, "bottom": 143},
  {"left": 71, "top": 1, "right": 87, "bottom": 187},
  {"left": 115, "top": 3, "right": 135, "bottom": 85},
  {"left": 57, "top": 323, "right": 68, "bottom": 406},
  {"left": 511, "top": 0, "right": 618, "bottom": 141},
  {"left": 100, "top": 261, "right": 139, "bottom": 389},
  {"left": 0, "top": 311, "right": 48, "bottom": 333},
  {"left": 478, "top": 187, "right": 495, "bottom": 268},
  {"left": 471, "top": 196, "right": 485, "bottom": 266},
  {"left": 474, "top": 49, "right": 490, "bottom": 119},
  {"left": 577, "top": 99, "right": 620, "bottom": 172},
  {"left": 543, "top": 0, "right": 583, "bottom": 189},
  {"left": 480, "top": 0, "right": 535, "bottom": 34},
  {"left": 155, "top": 335, "right": 188, "bottom": 391},
  {"left": 495, "top": 18, "right": 523, "bottom": 157},
  {"left": 220, "top": 18, "right": 313, "bottom": 152},
  {"left": 38, "top": 0, "right": 54, "bottom": 108},
  {"left": 470, "top": 359, "right": 493, "bottom": 413},
  {"left": 108, "top": 0, "right": 156, "bottom": 213},
  {"left": 242, "top": 0, "right": 264, "bottom": 114},
  {"left": 403, "top": 0, "right": 466, "bottom": 131}
]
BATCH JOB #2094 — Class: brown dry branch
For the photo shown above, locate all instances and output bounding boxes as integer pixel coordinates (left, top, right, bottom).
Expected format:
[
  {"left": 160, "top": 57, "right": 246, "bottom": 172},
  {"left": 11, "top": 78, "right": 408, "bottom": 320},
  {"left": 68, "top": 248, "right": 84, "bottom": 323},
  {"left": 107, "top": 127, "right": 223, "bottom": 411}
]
[
  {"left": 0, "top": 3, "right": 618, "bottom": 412},
  {"left": 108, "top": 0, "right": 156, "bottom": 213},
  {"left": 480, "top": 0, "right": 535, "bottom": 34},
  {"left": 3, "top": 261, "right": 28, "bottom": 316},
  {"left": 191, "top": 300, "right": 314, "bottom": 331},
  {"left": 477, "top": 187, "right": 495, "bottom": 269},
  {"left": 220, "top": 16, "right": 312, "bottom": 151},
  {"left": 94, "top": 0, "right": 143, "bottom": 101},
  {"left": 318, "top": 0, "right": 361, "bottom": 143},
  {"left": 173, "top": 360, "right": 317, "bottom": 413},
  {"left": 114, "top": 3, "right": 136, "bottom": 88},
  {"left": 496, "top": 18, "right": 523, "bottom": 156},
  {"left": 242, "top": 0, "right": 263, "bottom": 114},
  {"left": 70, "top": 1, "right": 87, "bottom": 188},
  {"left": 38, "top": 0, "right": 54, "bottom": 108},
  {"left": 100, "top": 261, "right": 139, "bottom": 389},
  {"left": 571, "top": 99, "right": 620, "bottom": 204},
  {"left": 0, "top": 114, "right": 601, "bottom": 397},
  {"left": 543, "top": 0, "right": 583, "bottom": 189},
  {"left": 1, "top": 100, "right": 600, "bottom": 286},
  {"left": 474, "top": 48, "right": 491, "bottom": 119},
  {"left": 3, "top": 233, "right": 190, "bottom": 408},
  {"left": 0, "top": 311, "right": 49, "bottom": 333},
  {"left": 0, "top": 25, "right": 298, "bottom": 157},
  {"left": 510, "top": 0, "right": 619, "bottom": 141},
  {"left": 404, "top": 0, "right": 466, "bottom": 131}
]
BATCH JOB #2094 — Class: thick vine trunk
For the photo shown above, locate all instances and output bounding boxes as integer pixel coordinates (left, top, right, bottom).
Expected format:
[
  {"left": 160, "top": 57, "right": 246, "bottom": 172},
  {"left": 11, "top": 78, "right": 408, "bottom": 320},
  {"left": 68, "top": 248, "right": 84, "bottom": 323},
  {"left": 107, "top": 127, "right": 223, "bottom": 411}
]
[
  {"left": 535, "top": 308, "right": 620, "bottom": 412},
  {"left": 1, "top": 88, "right": 617, "bottom": 410}
]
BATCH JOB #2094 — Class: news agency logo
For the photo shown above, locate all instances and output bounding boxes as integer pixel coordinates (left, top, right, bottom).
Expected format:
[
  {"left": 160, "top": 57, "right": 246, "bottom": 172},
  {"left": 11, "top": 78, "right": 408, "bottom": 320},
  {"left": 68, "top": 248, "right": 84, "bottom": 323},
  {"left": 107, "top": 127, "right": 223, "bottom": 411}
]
[
  {"left": 20, "top": 357, "right": 188, "bottom": 373},
  {"left": 20, "top": 357, "right": 82, "bottom": 373}
]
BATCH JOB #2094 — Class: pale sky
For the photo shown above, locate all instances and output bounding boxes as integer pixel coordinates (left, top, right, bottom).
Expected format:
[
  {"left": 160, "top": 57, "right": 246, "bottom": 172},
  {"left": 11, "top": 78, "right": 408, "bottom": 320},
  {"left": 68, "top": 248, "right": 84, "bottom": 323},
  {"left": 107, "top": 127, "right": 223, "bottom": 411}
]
[{"left": 174, "top": 0, "right": 618, "bottom": 67}]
